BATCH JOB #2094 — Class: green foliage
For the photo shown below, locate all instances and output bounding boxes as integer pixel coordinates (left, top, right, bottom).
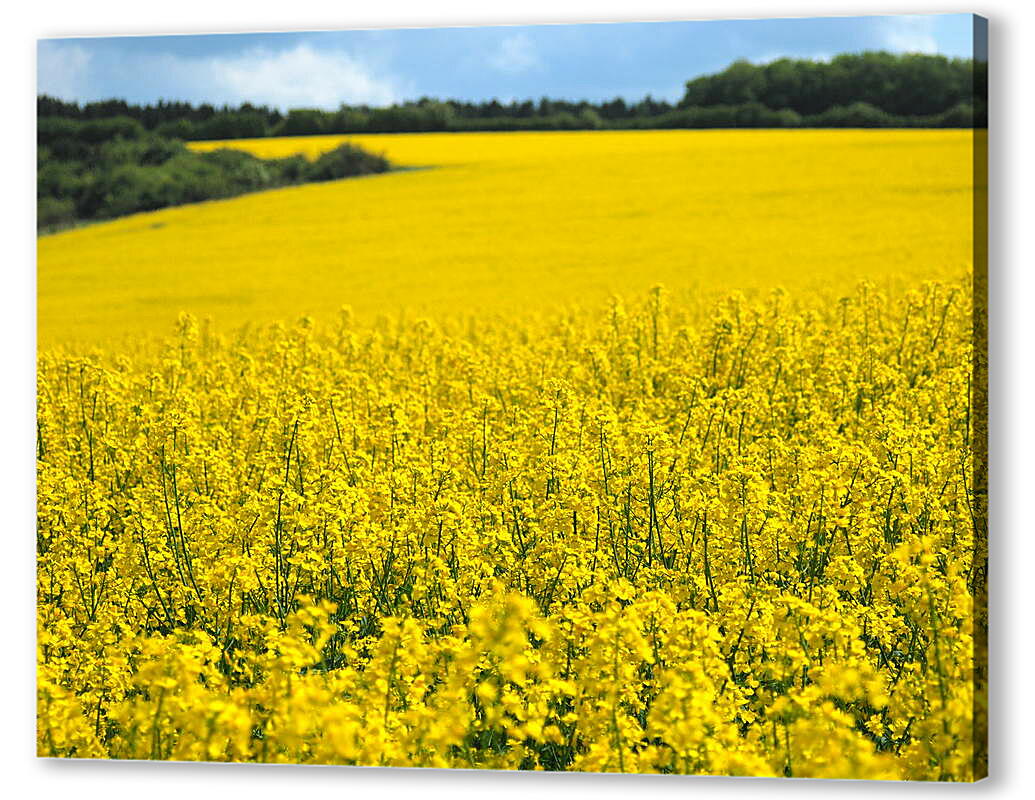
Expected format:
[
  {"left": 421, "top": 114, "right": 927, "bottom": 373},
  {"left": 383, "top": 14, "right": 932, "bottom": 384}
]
[
  {"left": 302, "top": 145, "right": 390, "bottom": 182},
  {"left": 936, "top": 102, "right": 980, "bottom": 128},
  {"left": 681, "top": 52, "right": 984, "bottom": 119},
  {"left": 36, "top": 196, "right": 77, "bottom": 230},
  {"left": 623, "top": 103, "right": 802, "bottom": 129},
  {"left": 269, "top": 155, "right": 309, "bottom": 183},
  {"left": 194, "top": 112, "right": 269, "bottom": 140},
  {"left": 78, "top": 116, "right": 147, "bottom": 144},
  {"left": 36, "top": 51, "right": 987, "bottom": 142},
  {"left": 37, "top": 116, "right": 391, "bottom": 231},
  {"left": 273, "top": 108, "right": 333, "bottom": 137},
  {"left": 804, "top": 102, "right": 897, "bottom": 128},
  {"left": 154, "top": 118, "right": 196, "bottom": 140}
]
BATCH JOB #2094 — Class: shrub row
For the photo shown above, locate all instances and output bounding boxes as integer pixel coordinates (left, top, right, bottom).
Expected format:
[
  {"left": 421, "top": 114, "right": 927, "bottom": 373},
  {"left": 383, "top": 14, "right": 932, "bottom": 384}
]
[
  {"left": 38, "top": 48, "right": 987, "bottom": 144},
  {"left": 38, "top": 131, "right": 389, "bottom": 231}
]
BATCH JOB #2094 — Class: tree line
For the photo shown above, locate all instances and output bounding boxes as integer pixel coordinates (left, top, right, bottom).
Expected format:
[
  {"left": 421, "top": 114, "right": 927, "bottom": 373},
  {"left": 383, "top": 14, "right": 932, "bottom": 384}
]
[
  {"left": 682, "top": 51, "right": 985, "bottom": 117},
  {"left": 38, "top": 51, "right": 985, "bottom": 141},
  {"left": 37, "top": 117, "right": 390, "bottom": 232},
  {"left": 38, "top": 51, "right": 986, "bottom": 231}
]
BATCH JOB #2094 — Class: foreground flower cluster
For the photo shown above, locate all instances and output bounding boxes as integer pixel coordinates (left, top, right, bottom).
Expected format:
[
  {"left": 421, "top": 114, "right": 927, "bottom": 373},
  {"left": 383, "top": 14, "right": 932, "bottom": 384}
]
[{"left": 37, "top": 281, "right": 985, "bottom": 779}]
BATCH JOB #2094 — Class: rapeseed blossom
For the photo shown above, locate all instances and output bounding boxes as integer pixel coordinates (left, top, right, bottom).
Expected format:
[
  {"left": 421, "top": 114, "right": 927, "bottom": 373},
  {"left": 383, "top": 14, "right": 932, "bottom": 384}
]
[{"left": 37, "top": 279, "right": 985, "bottom": 779}]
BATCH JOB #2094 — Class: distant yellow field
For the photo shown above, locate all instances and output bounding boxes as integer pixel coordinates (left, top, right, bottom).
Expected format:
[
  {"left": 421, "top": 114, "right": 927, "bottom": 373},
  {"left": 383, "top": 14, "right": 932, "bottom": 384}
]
[{"left": 37, "top": 130, "right": 974, "bottom": 345}]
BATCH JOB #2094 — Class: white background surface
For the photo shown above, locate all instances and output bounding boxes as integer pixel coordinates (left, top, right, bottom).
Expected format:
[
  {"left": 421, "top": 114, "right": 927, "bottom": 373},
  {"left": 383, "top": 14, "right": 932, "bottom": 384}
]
[{"left": 3, "top": 2, "right": 1030, "bottom": 796}]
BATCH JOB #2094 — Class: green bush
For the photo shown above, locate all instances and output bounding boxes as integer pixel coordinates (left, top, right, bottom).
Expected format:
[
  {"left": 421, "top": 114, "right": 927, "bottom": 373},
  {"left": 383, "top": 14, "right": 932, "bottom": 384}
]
[
  {"left": 94, "top": 165, "right": 175, "bottom": 217},
  {"left": 194, "top": 112, "right": 269, "bottom": 141},
  {"left": 38, "top": 120, "right": 394, "bottom": 231},
  {"left": 155, "top": 119, "right": 196, "bottom": 140},
  {"left": 37, "top": 161, "right": 86, "bottom": 201},
  {"left": 37, "top": 116, "right": 82, "bottom": 148},
  {"left": 805, "top": 102, "right": 896, "bottom": 128},
  {"left": 99, "top": 136, "right": 185, "bottom": 168},
  {"left": 270, "top": 155, "right": 309, "bottom": 183},
  {"left": 37, "top": 197, "right": 77, "bottom": 229},
  {"left": 303, "top": 144, "right": 390, "bottom": 182},
  {"left": 935, "top": 102, "right": 976, "bottom": 128},
  {"left": 197, "top": 148, "right": 274, "bottom": 192},
  {"left": 78, "top": 116, "right": 146, "bottom": 144},
  {"left": 681, "top": 52, "right": 983, "bottom": 118},
  {"left": 272, "top": 109, "right": 332, "bottom": 137},
  {"left": 652, "top": 103, "right": 802, "bottom": 129}
]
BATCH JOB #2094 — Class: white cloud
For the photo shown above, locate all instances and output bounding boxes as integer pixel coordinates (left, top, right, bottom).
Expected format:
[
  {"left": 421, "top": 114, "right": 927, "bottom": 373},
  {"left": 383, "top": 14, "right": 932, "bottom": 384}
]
[
  {"left": 40, "top": 41, "right": 406, "bottom": 109},
  {"left": 173, "top": 44, "right": 405, "bottom": 109},
  {"left": 37, "top": 41, "right": 92, "bottom": 99},
  {"left": 879, "top": 16, "right": 939, "bottom": 54},
  {"left": 488, "top": 34, "right": 541, "bottom": 75}
]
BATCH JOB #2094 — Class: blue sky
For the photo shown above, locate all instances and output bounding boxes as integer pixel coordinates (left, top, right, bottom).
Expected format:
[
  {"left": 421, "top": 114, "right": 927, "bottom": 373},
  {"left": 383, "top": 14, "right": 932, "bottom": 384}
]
[{"left": 38, "top": 14, "right": 979, "bottom": 109}]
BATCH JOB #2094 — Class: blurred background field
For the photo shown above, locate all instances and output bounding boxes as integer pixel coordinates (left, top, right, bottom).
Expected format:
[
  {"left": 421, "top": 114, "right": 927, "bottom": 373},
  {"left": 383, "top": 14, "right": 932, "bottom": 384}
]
[{"left": 37, "top": 129, "right": 976, "bottom": 346}]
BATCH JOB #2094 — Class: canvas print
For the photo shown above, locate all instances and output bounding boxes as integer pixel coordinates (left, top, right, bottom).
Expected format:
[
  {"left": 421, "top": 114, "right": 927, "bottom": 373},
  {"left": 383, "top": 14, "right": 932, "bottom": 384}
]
[{"left": 36, "top": 13, "right": 988, "bottom": 780}]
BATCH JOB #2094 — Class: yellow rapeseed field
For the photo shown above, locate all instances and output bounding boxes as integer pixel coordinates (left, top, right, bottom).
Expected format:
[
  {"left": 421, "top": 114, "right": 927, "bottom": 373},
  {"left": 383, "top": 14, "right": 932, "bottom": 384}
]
[
  {"left": 37, "top": 130, "right": 985, "bottom": 779},
  {"left": 38, "top": 130, "right": 974, "bottom": 345}
]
